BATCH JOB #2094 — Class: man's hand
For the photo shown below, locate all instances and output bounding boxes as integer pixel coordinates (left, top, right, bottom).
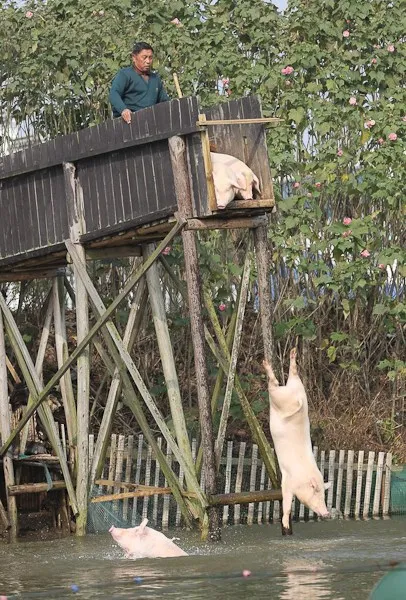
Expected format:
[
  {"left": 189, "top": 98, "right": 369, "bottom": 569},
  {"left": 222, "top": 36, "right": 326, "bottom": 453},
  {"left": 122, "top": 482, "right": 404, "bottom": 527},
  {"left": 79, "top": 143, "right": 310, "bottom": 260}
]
[{"left": 121, "top": 109, "right": 132, "bottom": 124}]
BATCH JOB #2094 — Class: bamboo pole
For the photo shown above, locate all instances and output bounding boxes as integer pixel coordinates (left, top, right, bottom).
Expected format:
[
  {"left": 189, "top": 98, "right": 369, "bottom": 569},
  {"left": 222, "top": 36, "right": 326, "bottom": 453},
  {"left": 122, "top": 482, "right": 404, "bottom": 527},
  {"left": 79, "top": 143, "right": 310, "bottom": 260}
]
[
  {"left": 0, "top": 310, "right": 18, "bottom": 541},
  {"left": 20, "top": 291, "right": 54, "bottom": 454},
  {"left": 215, "top": 247, "right": 251, "bottom": 466},
  {"left": 169, "top": 135, "right": 220, "bottom": 541},
  {"left": 89, "top": 277, "right": 147, "bottom": 484},
  {"left": 66, "top": 242, "right": 205, "bottom": 526},
  {"left": 209, "top": 488, "right": 282, "bottom": 506},
  {"left": 143, "top": 243, "right": 197, "bottom": 491},
  {"left": 8, "top": 481, "right": 67, "bottom": 495},
  {"left": 0, "top": 295, "right": 79, "bottom": 515},
  {"left": 0, "top": 221, "right": 185, "bottom": 456},
  {"left": 52, "top": 277, "right": 77, "bottom": 449}
]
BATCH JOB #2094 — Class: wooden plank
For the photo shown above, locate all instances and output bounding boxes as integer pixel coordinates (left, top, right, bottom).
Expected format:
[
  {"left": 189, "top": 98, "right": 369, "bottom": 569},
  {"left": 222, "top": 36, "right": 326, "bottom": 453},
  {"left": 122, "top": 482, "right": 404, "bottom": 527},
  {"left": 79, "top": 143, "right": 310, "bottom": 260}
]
[
  {"left": 122, "top": 435, "right": 134, "bottom": 521},
  {"left": 222, "top": 441, "right": 233, "bottom": 525},
  {"left": 335, "top": 449, "right": 345, "bottom": 515},
  {"left": 90, "top": 488, "right": 172, "bottom": 503},
  {"left": 132, "top": 434, "right": 144, "bottom": 524},
  {"left": 162, "top": 444, "right": 172, "bottom": 530},
  {"left": 152, "top": 437, "right": 162, "bottom": 524},
  {"left": 247, "top": 444, "right": 258, "bottom": 525},
  {"left": 257, "top": 461, "right": 266, "bottom": 524},
  {"left": 209, "top": 488, "right": 282, "bottom": 506},
  {"left": 234, "top": 441, "right": 246, "bottom": 525},
  {"left": 372, "top": 452, "right": 385, "bottom": 516},
  {"left": 354, "top": 450, "right": 365, "bottom": 518},
  {"left": 344, "top": 450, "right": 354, "bottom": 517},
  {"left": 382, "top": 453, "right": 392, "bottom": 516},
  {"left": 327, "top": 450, "right": 335, "bottom": 511},
  {"left": 363, "top": 451, "right": 375, "bottom": 518},
  {"left": 113, "top": 435, "right": 125, "bottom": 516},
  {"left": 142, "top": 444, "right": 153, "bottom": 520},
  {"left": 107, "top": 434, "right": 117, "bottom": 494}
]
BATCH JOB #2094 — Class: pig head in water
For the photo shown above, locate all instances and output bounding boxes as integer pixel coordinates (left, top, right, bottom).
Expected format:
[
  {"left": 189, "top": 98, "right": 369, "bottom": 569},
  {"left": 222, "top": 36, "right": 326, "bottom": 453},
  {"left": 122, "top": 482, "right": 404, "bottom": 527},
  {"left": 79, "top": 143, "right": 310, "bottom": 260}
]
[
  {"left": 210, "top": 152, "right": 261, "bottom": 209},
  {"left": 109, "top": 519, "right": 188, "bottom": 559},
  {"left": 263, "top": 349, "right": 330, "bottom": 533}
]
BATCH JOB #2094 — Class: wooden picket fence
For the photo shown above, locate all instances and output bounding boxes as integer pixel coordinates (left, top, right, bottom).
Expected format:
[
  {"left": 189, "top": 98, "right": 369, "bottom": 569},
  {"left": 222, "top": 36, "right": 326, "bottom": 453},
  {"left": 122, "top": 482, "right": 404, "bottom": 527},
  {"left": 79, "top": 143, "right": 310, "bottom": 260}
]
[{"left": 87, "top": 432, "right": 393, "bottom": 530}]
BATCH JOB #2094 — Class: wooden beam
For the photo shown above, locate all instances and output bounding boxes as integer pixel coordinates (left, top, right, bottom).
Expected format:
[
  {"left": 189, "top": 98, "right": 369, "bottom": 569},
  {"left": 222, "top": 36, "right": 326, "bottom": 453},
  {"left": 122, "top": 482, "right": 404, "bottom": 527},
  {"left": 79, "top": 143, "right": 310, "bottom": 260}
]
[
  {"left": 169, "top": 135, "right": 220, "bottom": 542},
  {"left": 8, "top": 481, "right": 67, "bottom": 495},
  {"left": 197, "top": 117, "right": 283, "bottom": 126},
  {"left": 0, "top": 270, "right": 61, "bottom": 282},
  {"left": 83, "top": 247, "right": 142, "bottom": 260},
  {"left": 90, "top": 488, "right": 171, "bottom": 503},
  {"left": 0, "top": 220, "right": 185, "bottom": 457},
  {"left": 185, "top": 215, "right": 268, "bottom": 230},
  {"left": 208, "top": 489, "right": 282, "bottom": 506},
  {"left": 224, "top": 199, "right": 275, "bottom": 210},
  {"left": 253, "top": 222, "right": 274, "bottom": 363}
]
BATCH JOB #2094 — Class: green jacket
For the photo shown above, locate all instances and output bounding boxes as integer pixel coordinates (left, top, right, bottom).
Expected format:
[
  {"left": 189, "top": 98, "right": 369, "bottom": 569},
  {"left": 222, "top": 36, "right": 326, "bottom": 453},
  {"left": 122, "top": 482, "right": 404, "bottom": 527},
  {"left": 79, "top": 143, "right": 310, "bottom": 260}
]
[{"left": 109, "top": 67, "right": 170, "bottom": 118}]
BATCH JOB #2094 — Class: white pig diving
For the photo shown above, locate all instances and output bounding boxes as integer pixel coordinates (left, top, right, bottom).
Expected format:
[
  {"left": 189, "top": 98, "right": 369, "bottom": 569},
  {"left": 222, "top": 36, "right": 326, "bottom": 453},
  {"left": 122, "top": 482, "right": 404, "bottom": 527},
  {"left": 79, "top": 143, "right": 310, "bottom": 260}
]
[
  {"left": 263, "top": 348, "right": 331, "bottom": 535},
  {"left": 109, "top": 518, "right": 188, "bottom": 559}
]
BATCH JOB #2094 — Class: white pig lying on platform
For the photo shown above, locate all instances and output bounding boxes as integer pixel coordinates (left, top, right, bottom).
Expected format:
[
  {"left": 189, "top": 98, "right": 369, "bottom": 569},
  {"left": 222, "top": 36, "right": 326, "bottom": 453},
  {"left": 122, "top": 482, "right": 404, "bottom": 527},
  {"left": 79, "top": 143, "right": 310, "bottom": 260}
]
[
  {"left": 109, "top": 519, "right": 188, "bottom": 559},
  {"left": 263, "top": 348, "right": 330, "bottom": 533},
  {"left": 210, "top": 152, "right": 261, "bottom": 209}
]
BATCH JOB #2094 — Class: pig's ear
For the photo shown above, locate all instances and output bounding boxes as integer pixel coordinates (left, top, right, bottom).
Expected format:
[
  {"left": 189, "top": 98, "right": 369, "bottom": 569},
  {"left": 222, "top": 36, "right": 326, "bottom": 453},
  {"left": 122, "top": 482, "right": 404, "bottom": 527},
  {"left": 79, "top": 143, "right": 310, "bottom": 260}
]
[
  {"left": 310, "top": 477, "right": 321, "bottom": 492},
  {"left": 324, "top": 482, "right": 332, "bottom": 490},
  {"left": 231, "top": 172, "right": 247, "bottom": 191},
  {"left": 253, "top": 174, "right": 261, "bottom": 196},
  {"left": 139, "top": 518, "right": 149, "bottom": 532}
]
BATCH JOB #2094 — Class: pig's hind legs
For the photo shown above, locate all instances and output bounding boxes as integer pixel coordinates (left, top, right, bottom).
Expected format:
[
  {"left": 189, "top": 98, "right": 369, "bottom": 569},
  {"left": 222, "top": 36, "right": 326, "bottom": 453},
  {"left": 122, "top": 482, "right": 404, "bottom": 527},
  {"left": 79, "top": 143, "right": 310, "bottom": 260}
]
[
  {"left": 281, "top": 481, "right": 294, "bottom": 536},
  {"left": 262, "top": 360, "right": 279, "bottom": 387}
]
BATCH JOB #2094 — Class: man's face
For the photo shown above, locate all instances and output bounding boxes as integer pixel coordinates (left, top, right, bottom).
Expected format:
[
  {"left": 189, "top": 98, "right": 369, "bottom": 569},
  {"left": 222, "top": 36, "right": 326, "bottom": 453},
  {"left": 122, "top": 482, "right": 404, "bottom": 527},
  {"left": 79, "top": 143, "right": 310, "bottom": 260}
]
[{"left": 132, "top": 50, "right": 153, "bottom": 73}]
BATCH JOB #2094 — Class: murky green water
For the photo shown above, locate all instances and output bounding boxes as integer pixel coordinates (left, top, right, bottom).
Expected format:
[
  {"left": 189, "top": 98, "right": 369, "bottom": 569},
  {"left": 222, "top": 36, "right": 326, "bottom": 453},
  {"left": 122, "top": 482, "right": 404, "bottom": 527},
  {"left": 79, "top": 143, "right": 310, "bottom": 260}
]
[{"left": 0, "top": 517, "right": 405, "bottom": 599}]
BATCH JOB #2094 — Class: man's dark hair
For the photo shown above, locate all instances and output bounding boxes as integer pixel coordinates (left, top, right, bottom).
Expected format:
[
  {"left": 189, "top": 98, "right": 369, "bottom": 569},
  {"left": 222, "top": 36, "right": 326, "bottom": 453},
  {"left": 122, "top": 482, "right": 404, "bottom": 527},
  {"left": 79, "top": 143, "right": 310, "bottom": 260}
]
[{"left": 132, "top": 42, "right": 154, "bottom": 55}]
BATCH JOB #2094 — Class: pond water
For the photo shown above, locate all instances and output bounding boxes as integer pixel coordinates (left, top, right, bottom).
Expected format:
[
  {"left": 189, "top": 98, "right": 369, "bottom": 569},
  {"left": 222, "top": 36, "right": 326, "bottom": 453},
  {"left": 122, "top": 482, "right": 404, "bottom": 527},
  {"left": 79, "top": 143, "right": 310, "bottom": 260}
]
[{"left": 0, "top": 517, "right": 405, "bottom": 599}]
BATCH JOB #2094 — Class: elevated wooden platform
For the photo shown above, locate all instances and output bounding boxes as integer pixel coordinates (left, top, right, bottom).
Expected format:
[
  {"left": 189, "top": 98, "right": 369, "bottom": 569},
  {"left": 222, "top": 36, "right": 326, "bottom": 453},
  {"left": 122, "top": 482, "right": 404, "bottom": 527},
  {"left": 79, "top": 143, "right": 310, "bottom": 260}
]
[{"left": 0, "top": 95, "right": 274, "bottom": 280}]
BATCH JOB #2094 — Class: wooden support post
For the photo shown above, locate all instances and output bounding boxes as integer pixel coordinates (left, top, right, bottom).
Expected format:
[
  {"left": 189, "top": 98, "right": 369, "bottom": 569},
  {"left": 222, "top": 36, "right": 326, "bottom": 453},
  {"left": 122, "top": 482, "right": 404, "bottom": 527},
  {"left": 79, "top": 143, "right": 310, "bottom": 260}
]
[
  {"left": 0, "top": 295, "right": 79, "bottom": 515},
  {"left": 0, "top": 311, "right": 18, "bottom": 541},
  {"left": 66, "top": 240, "right": 207, "bottom": 526},
  {"left": 52, "top": 276, "right": 77, "bottom": 447},
  {"left": 208, "top": 488, "right": 282, "bottom": 506},
  {"left": 215, "top": 246, "right": 251, "bottom": 466},
  {"left": 89, "top": 276, "right": 147, "bottom": 484},
  {"left": 0, "top": 221, "right": 184, "bottom": 457},
  {"left": 64, "top": 161, "right": 90, "bottom": 536},
  {"left": 169, "top": 135, "right": 220, "bottom": 541},
  {"left": 253, "top": 223, "right": 274, "bottom": 363},
  {"left": 143, "top": 243, "right": 197, "bottom": 491}
]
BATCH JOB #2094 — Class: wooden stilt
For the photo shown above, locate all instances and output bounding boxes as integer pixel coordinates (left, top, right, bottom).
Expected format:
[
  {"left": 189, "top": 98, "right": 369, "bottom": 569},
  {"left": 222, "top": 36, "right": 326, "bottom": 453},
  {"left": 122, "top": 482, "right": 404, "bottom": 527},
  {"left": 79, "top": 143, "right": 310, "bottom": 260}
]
[
  {"left": 253, "top": 223, "right": 274, "bottom": 363},
  {"left": 0, "top": 222, "right": 184, "bottom": 456},
  {"left": 64, "top": 162, "right": 90, "bottom": 536},
  {"left": 0, "top": 310, "right": 18, "bottom": 541},
  {"left": 169, "top": 135, "right": 220, "bottom": 541},
  {"left": 0, "top": 295, "right": 79, "bottom": 515},
  {"left": 143, "top": 243, "right": 198, "bottom": 491}
]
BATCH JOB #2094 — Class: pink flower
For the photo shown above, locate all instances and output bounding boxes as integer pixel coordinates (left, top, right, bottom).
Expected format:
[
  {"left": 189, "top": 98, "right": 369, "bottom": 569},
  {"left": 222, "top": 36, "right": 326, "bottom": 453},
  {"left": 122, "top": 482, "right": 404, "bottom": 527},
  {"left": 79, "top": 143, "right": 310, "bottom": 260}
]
[
  {"left": 343, "top": 217, "right": 352, "bottom": 225},
  {"left": 378, "top": 263, "right": 385, "bottom": 270},
  {"left": 342, "top": 230, "right": 352, "bottom": 238},
  {"left": 365, "top": 119, "right": 376, "bottom": 129},
  {"left": 25, "top": 10, "right": 33, "bottom": 18},
  {"left": 285, "top": 80, "right": 292, "bottom": 86},
  {"left": 218, "top": 302, "right": 226, "bottom": 312},
  {"left": 337, "top": 149, "right": 343, "bottom": 157},
  {"left": 371, "top": 58, "right": 377, "bottom": 64},
  {"left": 388, "top": 133, "right": 397, "bottom": 141},
  {"left": 360, "top": 249, "right": 370, "bottom": 258},
  {"left": 99, "top": 10, "right": 104, "bottom": 16},
  {"left": 349, "top": 97, "right": 357, "bottom": 106},
  {"left": 387, "top": 45, "right": 395, "bottom": 53},
  {"left": 343, "top": 30, "right": 350, "bottom": 38},
  {"left": 293, "top": 182, "right": 300, "bottom": 189},
  {"left": 162, "top": 246, "right": 171, "bottom": 255},
  {"left": 170, "top": 17, "right": 182, "bottom": 27},
  {"left": 281, "top": 66, "right": 294, "bottom": 75},
  {"left": 378, "top": 138, "right": 384, "bottom": 145},
  {"left": 242, "top": 570, "right": 252, "bottom": 578},
  {"left": 402, "top": 116, "right": 406, "bottom": 122},
  {"left": 315, "top": 182, "right": 322, "bottom": 188},
  {"left": 307, "top": 193, "right": 312, "bottom": 198},
  {"left": 222, "top": 78, "right": 229, "bottom": 85}
]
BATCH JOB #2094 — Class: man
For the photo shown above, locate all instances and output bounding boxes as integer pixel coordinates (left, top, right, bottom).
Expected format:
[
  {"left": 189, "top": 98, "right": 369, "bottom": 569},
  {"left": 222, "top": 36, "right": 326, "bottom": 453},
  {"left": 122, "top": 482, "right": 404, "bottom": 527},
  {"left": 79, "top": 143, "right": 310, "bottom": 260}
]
[{"left": 109, "top": 42, "right": 170, "bottom": 124}]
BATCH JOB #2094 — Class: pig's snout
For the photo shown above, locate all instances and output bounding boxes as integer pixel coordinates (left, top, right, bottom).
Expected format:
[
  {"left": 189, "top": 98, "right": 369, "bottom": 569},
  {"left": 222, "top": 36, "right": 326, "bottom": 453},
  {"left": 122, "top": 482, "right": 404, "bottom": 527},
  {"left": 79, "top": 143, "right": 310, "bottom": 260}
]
[
  {"left": 317, "top": 510, "right": 331, "bottom": 519},
  {"left": 109, "top": 526, "right": 115, "bottom": 533}
]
